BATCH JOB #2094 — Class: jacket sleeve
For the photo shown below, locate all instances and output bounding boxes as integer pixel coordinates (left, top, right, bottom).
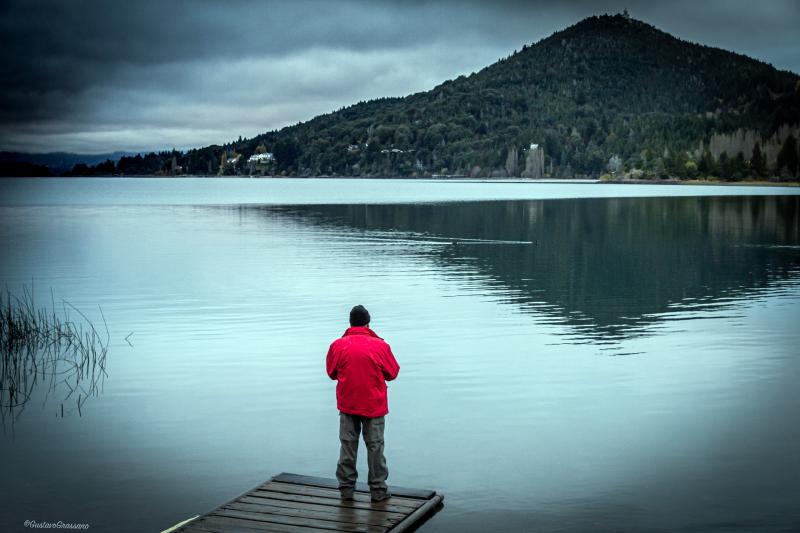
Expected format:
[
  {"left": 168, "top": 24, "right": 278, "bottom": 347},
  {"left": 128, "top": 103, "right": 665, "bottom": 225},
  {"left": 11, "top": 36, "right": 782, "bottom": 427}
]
[
  {"left": 381, "top": 344, "right": 400, "bottom": 381},
  {"left": 326, "top": 343, "right": 338, "bottom": 380}
]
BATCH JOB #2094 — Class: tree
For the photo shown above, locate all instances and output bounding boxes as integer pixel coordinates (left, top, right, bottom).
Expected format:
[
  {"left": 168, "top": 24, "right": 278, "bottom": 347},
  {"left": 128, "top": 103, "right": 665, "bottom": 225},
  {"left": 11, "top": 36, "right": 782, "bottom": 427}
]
[
  {"left": 776, "top": 134, "right": 798, "bottom": 179},
  {"left": 651, "top": 157, "right": 666, "bottom": 179},
  {"left": 750, "top": 142, "right": 766, "bottom": 178},
  {"left": 394, "top": 125, "right": 413, "bottom": 146},
  {"left": 374, "top": 125, "right": 395, "bottom": 145},
  {"left": 71, "top": 163, "right": 90, "bottom": 175},
  {"left": 698, "top": 149, "right": 717, "bottom": 177},
  {"left": 95, "top": 159, "right": 116, "bottom": 176},
  {"left": 718, "top": 151, "right": 733, "bottom": 180},
  {"left": 666, "top": 150, "right": 688, "bottom": 178},
  {"left": 684, "top": 159, "right": 698, "bottom": 178},
  {"left": 0, "top": 162, "right": 52, "bottom": 177},
  {"left": 732, "top": 151, "right": 745, "bottom": 181},
  {"left": 607, "top": 154, "right": 622, "bottom": 174},
  {"left": 273, "top": 138, "right": 302, "bottom": 172}
]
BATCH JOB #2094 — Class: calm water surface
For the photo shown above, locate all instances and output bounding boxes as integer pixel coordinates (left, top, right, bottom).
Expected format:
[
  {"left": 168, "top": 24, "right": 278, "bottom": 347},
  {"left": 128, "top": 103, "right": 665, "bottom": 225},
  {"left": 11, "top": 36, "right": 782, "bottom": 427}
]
[{"left": 0, "top": 178, "right": 798, "bottom": 533}]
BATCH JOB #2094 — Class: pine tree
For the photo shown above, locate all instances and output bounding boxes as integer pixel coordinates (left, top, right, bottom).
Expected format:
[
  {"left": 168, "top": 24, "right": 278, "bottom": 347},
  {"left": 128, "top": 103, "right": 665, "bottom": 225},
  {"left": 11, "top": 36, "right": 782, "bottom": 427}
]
[
  {"left": 698, "top": 149, "right": 717, "bottom": 177},
  {"left": 751, "top": 142, "right": 766, "bottom": 178},
  {"left": 776, "top": 135, "right": 798, "bottom": 178},
  {"left": 732, "top": 152, "right": 745, "bottom": 181},
  {"left": 718, "top": 151, "right": 730, "bottom": 180}
]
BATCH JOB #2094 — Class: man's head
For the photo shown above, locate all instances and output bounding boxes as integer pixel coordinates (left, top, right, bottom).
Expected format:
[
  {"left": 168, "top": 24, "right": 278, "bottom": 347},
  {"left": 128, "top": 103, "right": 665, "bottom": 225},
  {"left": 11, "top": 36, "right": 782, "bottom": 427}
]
[{"left": 349, "top": 305, "right": 370, "bottom": 327}]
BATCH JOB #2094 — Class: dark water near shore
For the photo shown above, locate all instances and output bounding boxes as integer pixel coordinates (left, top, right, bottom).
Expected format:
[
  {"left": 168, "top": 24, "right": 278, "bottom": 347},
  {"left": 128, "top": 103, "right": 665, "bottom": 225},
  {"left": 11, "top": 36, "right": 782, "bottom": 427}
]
[{"left": 1, "top": 178, "right": 799, "bottom": 532}]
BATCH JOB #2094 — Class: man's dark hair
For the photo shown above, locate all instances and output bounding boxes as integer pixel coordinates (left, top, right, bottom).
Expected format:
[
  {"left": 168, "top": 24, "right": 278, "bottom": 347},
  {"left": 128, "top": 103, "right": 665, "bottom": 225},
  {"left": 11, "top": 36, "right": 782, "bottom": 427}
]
[{"left": 349, "top": 305, "right": 371, "bottom": 327}]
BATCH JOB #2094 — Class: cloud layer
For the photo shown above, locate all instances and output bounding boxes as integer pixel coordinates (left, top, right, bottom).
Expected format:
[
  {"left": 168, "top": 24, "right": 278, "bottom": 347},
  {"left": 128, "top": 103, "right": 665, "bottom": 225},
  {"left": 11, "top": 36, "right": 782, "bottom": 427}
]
[{"left": 1, "top": 0, "right": 797, "bottom": 154}]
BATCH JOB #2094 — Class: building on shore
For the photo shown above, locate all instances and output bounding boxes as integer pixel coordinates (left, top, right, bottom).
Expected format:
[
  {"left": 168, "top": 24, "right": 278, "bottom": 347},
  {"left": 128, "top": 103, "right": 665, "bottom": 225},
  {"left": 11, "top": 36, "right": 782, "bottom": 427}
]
[{"left": 248, "top": 152, "right": 275, "bottom": 175}]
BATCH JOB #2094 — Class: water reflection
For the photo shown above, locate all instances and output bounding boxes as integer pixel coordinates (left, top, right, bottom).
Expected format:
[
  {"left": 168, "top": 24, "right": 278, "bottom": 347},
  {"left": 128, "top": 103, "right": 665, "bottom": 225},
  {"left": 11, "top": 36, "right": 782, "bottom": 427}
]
[{"left": 254, "top": 196, "right": 800, "bottom": 343}]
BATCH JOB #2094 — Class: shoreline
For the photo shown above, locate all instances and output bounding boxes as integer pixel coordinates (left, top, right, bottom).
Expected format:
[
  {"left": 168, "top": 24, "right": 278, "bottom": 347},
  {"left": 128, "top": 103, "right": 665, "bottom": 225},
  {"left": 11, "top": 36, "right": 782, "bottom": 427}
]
[
  {"left": 2, "top": 175, "right": 799, "bottom": 188},
  {"left": 602, "top": 178, "right": 799, "bottom": 188}
]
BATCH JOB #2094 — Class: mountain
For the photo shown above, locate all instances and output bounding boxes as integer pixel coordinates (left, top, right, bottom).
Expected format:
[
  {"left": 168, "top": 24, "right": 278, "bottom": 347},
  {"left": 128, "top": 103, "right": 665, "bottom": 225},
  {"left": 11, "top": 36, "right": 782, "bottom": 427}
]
[
  {"left": 0, "top": 151, "right": 137, "bottom": 176},
  {"left": 74, "top": 13, "right": 800, "bottom": 180}
]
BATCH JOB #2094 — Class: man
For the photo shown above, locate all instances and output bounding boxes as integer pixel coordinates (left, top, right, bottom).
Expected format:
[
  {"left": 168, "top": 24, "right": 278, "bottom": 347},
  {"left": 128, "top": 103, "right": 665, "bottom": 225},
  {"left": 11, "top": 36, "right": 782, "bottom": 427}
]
[{"left": 326, "top": 305, "right": 400, "bottom": 502}]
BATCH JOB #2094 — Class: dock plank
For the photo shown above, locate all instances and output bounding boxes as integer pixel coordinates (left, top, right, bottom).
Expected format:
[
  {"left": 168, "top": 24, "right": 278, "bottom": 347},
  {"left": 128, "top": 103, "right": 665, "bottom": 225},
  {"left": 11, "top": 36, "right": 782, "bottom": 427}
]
[
  {"left": 248, "top": 491, "right": 419, "bottom": 514},
  {"left": 224, "top": 500, "right": 401, "bottom": 528},
  {"left": 211, "top": 508, "right": 388, "bottom": 533},
  {"left": 170, "top": 472, "right": 443, "bottom": 533},
  {"left": 237, "top": 496, "right": 406, "bottom": 522},
  {"left": 186, "top": 514, "right": 333, "bottom": 532},
  {"left": 260, "top": 482, "right": 423, "bottom": 508},
  {"left": 272, "top": 473, "right": 435, "bottom": 500}
]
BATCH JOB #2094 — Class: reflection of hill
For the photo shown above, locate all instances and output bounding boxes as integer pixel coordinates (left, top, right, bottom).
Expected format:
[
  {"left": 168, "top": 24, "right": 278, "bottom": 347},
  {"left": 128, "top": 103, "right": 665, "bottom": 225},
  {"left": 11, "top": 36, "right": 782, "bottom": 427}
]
[{"left": 263, "top": 196, "right": 800, "bottom": 342}]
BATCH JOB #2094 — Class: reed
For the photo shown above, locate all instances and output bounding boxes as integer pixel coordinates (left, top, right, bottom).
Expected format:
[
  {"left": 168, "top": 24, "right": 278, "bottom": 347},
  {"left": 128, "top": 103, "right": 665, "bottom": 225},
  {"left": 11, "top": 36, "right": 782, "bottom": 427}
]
[{"left": 1, "top": 284, "right": 109, "bottom": 430}]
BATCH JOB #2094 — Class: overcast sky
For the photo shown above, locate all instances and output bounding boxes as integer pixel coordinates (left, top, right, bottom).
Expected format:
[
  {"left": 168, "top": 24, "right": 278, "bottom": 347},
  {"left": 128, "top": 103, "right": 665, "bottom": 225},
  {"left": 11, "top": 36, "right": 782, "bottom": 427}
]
[{"left": 1, "top": 0, "right": 798, "bottom": 155}]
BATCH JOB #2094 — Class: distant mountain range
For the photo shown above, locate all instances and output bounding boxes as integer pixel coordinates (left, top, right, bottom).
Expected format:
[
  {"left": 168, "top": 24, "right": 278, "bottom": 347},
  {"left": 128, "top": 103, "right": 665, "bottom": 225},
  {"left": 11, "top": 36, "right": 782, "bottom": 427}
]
[
  {"left": 8, "top": 13, "right": 800, "bottom": 179},
  {"left": 0, "top": 151, "right": 137, "bottom": 176}
]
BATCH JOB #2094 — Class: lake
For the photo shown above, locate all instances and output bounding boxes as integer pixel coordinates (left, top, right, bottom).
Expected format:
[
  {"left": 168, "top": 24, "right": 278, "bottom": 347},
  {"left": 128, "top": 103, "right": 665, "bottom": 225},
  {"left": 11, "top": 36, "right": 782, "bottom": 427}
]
[{"left": 1, "top": 178, "right": 799, "bottom": 533}]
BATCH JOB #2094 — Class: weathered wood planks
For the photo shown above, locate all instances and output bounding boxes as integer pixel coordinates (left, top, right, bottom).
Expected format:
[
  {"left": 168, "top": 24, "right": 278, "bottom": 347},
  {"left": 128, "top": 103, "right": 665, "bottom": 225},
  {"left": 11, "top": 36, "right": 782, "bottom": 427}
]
[{"left": 166, "top": 472, "right": 444, "bottom": 533}]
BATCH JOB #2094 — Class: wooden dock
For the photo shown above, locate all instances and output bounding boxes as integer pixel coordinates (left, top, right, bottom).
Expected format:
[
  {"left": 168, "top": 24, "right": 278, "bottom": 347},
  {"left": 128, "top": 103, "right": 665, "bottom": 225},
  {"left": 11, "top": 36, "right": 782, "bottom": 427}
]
[{"left": 165, "top": 472, "right": 444, "bottom": 533}]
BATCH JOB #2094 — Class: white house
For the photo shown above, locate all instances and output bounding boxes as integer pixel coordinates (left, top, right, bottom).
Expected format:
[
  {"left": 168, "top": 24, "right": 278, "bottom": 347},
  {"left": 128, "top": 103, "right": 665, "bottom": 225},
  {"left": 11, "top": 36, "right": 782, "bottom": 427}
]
[{"left": 248, "top": 153, "right": 275, "bottom": 163}]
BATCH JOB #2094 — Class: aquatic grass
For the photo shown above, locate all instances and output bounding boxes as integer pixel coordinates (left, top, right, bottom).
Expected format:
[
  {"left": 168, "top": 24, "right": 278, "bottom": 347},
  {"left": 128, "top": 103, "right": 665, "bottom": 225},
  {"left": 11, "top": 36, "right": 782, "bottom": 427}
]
[{"left": 0, "top": 284, "right": 109, "bottom": 431}]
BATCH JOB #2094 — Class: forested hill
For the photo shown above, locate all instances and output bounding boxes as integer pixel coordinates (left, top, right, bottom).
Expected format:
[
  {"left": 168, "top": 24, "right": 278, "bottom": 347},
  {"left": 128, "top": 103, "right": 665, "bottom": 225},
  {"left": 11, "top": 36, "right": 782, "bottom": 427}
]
[{"left": 74, "top": 13, "right": 800, "bottom": 179}]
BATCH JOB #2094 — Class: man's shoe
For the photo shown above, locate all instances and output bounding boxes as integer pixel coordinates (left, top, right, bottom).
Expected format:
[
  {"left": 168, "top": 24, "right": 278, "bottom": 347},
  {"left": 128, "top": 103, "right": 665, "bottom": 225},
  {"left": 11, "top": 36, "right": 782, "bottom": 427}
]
[
  {"left": 370, "top": 491, "right": 391, "bottom": 502},
  {"left": 340, "top": 491, "right": 355, "bottom": 501}
]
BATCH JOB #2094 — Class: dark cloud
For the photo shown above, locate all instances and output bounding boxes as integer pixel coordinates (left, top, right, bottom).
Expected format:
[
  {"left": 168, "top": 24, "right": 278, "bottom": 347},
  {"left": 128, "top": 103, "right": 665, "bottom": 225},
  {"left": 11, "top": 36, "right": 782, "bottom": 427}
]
[{"left": 0, "top": 0, "right": 797, "bottom": 154}]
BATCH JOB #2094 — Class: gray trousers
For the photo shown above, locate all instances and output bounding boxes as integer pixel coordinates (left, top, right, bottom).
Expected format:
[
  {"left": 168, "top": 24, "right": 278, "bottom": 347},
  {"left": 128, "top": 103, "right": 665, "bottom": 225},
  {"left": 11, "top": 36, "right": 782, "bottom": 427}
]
[{"left": 336, "top": 412, "right": 389, "bottom": 497}]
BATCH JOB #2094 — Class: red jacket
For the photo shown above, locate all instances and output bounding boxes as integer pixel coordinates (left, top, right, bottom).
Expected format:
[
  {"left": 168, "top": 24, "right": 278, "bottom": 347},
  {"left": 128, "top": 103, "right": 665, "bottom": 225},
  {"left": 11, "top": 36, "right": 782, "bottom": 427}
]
[{"left": 326, "top": 326, "right": 400, "bottom": 418}]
